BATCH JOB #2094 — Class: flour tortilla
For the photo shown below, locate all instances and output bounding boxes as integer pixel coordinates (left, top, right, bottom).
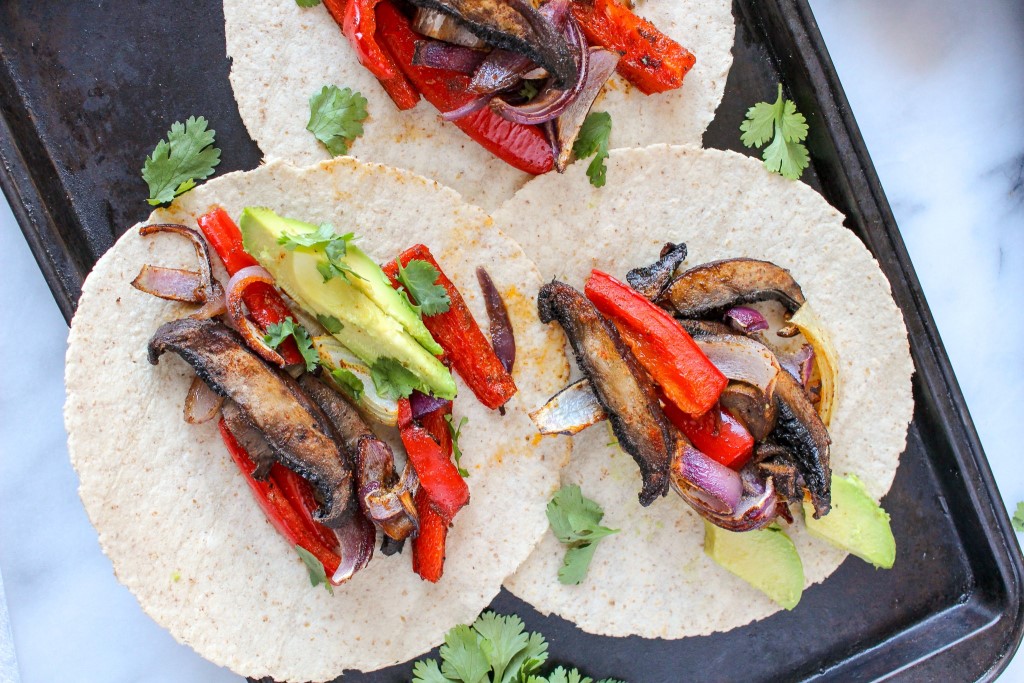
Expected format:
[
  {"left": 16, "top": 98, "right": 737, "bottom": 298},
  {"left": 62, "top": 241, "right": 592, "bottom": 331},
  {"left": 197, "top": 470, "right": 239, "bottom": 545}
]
[
  {"left": 64, "top": 157, "right": 570, "bottom": 681},
  {"left": 495, "top": 145, "right": 915, "bottom": 638},
  {"left": 224, "top": 0, "right": 734, "bottom": 210}
]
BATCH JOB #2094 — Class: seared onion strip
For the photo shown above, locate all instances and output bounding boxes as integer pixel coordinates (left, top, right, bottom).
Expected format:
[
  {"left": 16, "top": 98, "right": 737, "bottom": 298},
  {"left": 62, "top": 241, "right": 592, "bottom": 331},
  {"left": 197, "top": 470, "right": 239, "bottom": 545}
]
[
  {"left": 476, "top": 267, "right": 516, "bottom": 373},
  {"left": 226, "top": 265, "right": 287, "bottom": 367},
  {"left": 183, "top": 375, "right": 224, "bottom": 424}
]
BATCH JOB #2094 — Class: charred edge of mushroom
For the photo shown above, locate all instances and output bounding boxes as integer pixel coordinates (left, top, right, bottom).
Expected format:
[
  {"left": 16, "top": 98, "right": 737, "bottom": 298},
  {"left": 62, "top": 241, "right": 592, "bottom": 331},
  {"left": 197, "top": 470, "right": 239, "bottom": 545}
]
[{"left": 626, "top": 242, "right": 688, "bottom": 300}]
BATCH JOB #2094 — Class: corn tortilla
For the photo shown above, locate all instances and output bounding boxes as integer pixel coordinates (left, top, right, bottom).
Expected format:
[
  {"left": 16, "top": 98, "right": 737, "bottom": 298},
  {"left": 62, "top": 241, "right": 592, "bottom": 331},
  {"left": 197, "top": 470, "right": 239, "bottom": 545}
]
[
  {"left": 64, "top": 157, "right": 570, "bottom": 680},
  {"left": 495, "top": 144, "right": 914, "bottom": 637},
  {"left": 223, "top": 0, "right": 735, "bottom": 210}
]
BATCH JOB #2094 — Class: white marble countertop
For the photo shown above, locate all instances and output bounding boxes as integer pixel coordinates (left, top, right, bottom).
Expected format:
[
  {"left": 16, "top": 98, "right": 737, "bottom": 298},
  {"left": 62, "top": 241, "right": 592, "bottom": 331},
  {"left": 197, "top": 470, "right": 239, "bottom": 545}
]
[{"left": 1, "top": 1, "right": 1021, "bottom": 681}]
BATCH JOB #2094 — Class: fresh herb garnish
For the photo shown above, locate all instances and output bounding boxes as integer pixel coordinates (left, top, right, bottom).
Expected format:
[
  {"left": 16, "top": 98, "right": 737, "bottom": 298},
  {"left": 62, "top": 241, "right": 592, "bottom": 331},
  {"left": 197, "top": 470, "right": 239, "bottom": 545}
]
[
  {"left": 740, "top": 83, "right": 810, "bottom": 180},
  {"left": 331, "top": 368, "right": 365, "bottom": 402},
  {"left": 295, "top": 0, "right": 320, "bottom": 6},
  {"left": 307, "top": 85, "right": 369, "bottom": 156},
  {"left": 316, "top": 313, "right": 344, "bottom": 334},
  {"left": 296, "top": 545, "right": 333, "bottom": 595},
  {"left": 370, "top": 357, "right": 420, "bottom": 400},
  {"left": 445, "top": 414, "right": 469, "bottom": 477},
  {"left": 547, "top": 485, "right": 619, "bottom": 585},
  {"left": 411, "top": 611, "right": 623, "bottom": 683},
  {"left": 142, "top": 115, "right": 221, "bottom": 205},
  {"left": 572, "top": 111, "right": 612, "bottom": 188},
  {"left": 397, "top": 259, "right": 451, "bottom": 316},
  {"left": 264, "top": 318, "right": 319, "bottom": 371},
  {"left": 277, "top": 224, "right": 363, "bottom": 283},
  {"left": 519, "top": 80, "right": 540, "bottom": 101},
  {"left": 1013, "top": 502, "right": 1024, "bottom": 533}
]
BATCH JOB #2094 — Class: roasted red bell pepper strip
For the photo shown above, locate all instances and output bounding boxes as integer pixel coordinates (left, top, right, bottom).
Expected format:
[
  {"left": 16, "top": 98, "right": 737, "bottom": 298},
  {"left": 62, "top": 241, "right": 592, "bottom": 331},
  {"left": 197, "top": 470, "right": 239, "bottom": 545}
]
[
  {"left": 585, "top": 270, "right": 726, "bottom": 416},
  {"left": 419, "top": 401, "right": 454, "bottom": 455},
  {"left": 375, "top": 1, "right": 554, "bottom": 175},
  {"left": 272, "top": 464, "right": 340, "bottom": 551},
  {"left": 196, "top": 208, "right": 304, "bottom": 367},
  {"left": 661, "top": 400, "right": 754, "bottom": 470},
  {"left": 411, "top": 488, "right": 448, "bottom": 582},
  {"left": 384, "top": 245, "right": 518, "bottom": 410},
  {"left": 397, "top": 398, "right": 469, "bottom": 520},
  {"left": 321, "top": 0, "right": 421, "bottom": 110},
  {"left": 571, "top": 0, "right": 696, "bottom": 95},
  {"left": 218, "top": 419, "right": 341, "bottom": 575}
]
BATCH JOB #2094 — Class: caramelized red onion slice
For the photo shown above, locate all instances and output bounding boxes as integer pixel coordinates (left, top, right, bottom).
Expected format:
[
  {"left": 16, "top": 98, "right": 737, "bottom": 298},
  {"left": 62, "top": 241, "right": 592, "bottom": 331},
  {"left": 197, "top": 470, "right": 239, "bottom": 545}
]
[
  {"left": 694, "top": 334, "right": 781, "bottom": 399},
  {"left": 551, "top": 48, "right": 620, "bottom": 171},
  {"left": 779, "top": 343, "right": 815, "bottom": 390},
  {"left": 670, "top": 443, "right": 743, "bottom": 515},
  {"left": 413, "top": 39, "right": 487, "bottom": 74},
  {"left": 442, "top": 93, "right": 495, "bottom": 121},
  {"left": 183, "top": 375, "right": 224, "bottom": 424},
  {"left": 530, "top": 378, "right": 606, "bottom": 435},
  {"left": 410, "top": 391, "right": 450, "bottom": 419},
  {"left": 476, "top": 267, "right": 516, "bottom": 373},
  {"left": 490, "top": 17, "right": 589, "bottom": 125},
  {"left": 330, "top": 508, "right": 376, "bottom": 585},
  {"left": 189, "top": 282, "right": 226, "bottom": 320},
  {"left": 132, "top": 266, "right": 207, "bottom": 302},
  {"left": 226, "top": 265, "right": 287, "bottom": 367},
  {"left": 724, "top": 306, "right": 769, "bottom": 333}
]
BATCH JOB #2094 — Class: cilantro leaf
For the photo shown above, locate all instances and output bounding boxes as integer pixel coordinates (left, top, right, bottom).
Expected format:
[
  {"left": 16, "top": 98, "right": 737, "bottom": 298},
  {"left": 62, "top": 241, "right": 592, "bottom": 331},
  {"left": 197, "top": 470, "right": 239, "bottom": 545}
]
[
  {"left": 474, "top": 612, "right": 528, "bottom": 683},
  {"left": 264, "top": 318, "right": 319, "bottom": 372},
  {"left": 1013, "top": 502, "right": 1024, "bottom": 533},
  {"left": 411, "top": 659, "right": 449, "bottom": 683},
  {"left": 440, "top": 624, "right": 490, "bottom": 683},
  {"left": 370, "top": 357, "right": 420, "bottom": 400},
  {"left": 520, "top": 80, "right": 540, "bottom": 101},
  {"left": 142, "top": 115, "right": 221, "bottom": 205},
  {"left": 397, "top": 259, "right": 451, "bottom": 316},
  {"left": 445, "top": 414, "right": 469, "bottom": 477},
  {"left": 278, "top": 224, "right": 362, "bottom": 283},
  {"left": 740, "top": 83, "right": 810, "bottom": 180},
  {"left": 572, "top": 112, "right": 612, "bottom": 188},
  {"left": 547, "top": 667, "right": 593, "bottom": 683},
  {"left": 307, "top": 85, "right": 369, "bottom": 156},
  {"left": 317, "top": 313, "right": 344, "bottom": 334},
  {"left": 295, "top": 0, "right": 320, "bottom": 6},
  {"left": 547, "top": 485, "right": 619, "bottom": 585},
  {"left": 507, "top": 631, "right": 548, "bottom": 683},
  {"left": 295, "top": 545, "right": 333, "bottom": 595},
  {"left": 331, "top": 368, "right": 364, "bottom": 401}
]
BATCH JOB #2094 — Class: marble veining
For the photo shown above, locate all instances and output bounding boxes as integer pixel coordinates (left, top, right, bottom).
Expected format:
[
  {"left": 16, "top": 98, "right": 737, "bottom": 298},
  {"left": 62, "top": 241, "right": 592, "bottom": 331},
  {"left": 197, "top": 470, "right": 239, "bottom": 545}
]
[{"left": 0, "top": 0, "right": 1021, "bottom": 680}]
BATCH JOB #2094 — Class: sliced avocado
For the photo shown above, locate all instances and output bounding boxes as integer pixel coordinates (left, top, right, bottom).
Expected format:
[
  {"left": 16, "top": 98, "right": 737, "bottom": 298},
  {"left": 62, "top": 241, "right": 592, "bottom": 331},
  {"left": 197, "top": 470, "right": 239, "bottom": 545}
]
[
  {"left": 803, "top": 474, "right": 896, "bottom": 569},
  {"left": 239, "top": 207, "right": 456, "bottom": 399},
  {"left": 704, "top": 521, "right": 804, "bottom": 610}
]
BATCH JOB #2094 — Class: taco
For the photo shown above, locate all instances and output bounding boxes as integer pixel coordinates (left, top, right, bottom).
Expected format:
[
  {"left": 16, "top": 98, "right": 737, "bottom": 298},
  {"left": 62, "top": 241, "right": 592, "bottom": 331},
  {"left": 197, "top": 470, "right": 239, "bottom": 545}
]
[
  {"left": 493, "top": 144, "right": 914, "bottom": 637},
  {"left": 224, "top": 0, "right": 734, "bottom": 209},
  {"left": 64, "top": 156, "right": 570, "bottom": 680}
]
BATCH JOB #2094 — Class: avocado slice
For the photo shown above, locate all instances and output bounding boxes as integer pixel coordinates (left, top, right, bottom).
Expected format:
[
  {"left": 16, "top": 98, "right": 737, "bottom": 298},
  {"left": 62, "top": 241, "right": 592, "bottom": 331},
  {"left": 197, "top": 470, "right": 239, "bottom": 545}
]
[
  {"left": 239, "top": 207, "right": 456, "bottom": 399},
  {"left": 704, "top": 521, "right": 804, "bottom": 610},
  {"left": 803, "top": 474, "right": 896, "bottom": 569}
]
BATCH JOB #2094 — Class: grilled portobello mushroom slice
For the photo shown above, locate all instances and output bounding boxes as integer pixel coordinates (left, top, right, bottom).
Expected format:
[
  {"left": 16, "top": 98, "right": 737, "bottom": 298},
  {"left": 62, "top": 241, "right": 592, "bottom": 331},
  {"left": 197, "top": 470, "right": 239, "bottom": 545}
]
[{"left": 658, "top": 258, "right": 806, "bottom": 317}]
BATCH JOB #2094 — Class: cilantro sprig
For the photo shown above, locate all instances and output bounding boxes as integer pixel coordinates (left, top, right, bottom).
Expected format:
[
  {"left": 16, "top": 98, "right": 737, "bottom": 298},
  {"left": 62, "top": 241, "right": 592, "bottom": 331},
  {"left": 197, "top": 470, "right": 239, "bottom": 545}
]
[
  {"left": 1013, "top": 502, "right": 1024, "bottom": 533},
  {"left": 331, "top": 368, "right": 365, "bottom": 401},
  {"left": 370, "top": 357, "right": 420, "bottom": 400},
  {"left": 295, "top": 0, "right": 320, "bottom": 6},
  {"left": 740, "top": 83, "right": 810, "bottom": 180},
  {"left": 547, "top": 485, "right": 619, "bottom": 585},
  {"left": 572, "top": 112, "right": 612, "bottom": 188},
  {"left": 142, "top": 115, "right": 221, "bottom": 205},
  {"left": 264, "top": 318, "right": 319, "bottom": 371},
  {"left": 307, "top": 85, "right": 369, "bottom": 156},
  {"left": 296, "top": 545, "right": 333, "bottom": 595},
  {"left": 277, "top": 224, "right": 363, "bottom": 283},
  {"left": 397, "top": 259, "right": 451, "bottom": 317},
  {"left": 411, "top": 611, "right": 624, "bottom": 683},
  {"left": 445, "top": 414, "right": 469, "bottom": 477}
]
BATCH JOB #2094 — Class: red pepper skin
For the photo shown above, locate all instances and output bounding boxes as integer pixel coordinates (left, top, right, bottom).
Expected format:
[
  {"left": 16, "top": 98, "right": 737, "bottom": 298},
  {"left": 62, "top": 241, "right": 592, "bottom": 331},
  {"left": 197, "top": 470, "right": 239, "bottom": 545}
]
[
  {"left": 411, "top": 489, "right": 448, "bottom": 582},
  {"left": 383, "top": 245, "right": 518, "bottom": 410},
  {"left": 320, "top": 0, "right": 420, "bottom": 110},
  {"left": 218, "top": 419, "right": 341, "bottom": 575},
  {"left": 585, "top": 270, "right": 726, "bottom": 417},
  {"left": 571, "top": 0, "right": 695, "bottom": 95},
  {"left": 272, "top": 464, "right": 340, "bottom": 551},
  {"left": 196, "top": 208, "right": 303, "bottom": 367},
  {"left": 419, "top": 401, "right": 454, "bottom": 454},
  {"left": 375, "top": 1, "right": 554, "bottom": 175},
  {"left": 661, "top": 401, "right": 754, "bottom": 470},
  {"left": 397, "top": 399, "right": 470, "bottom": 520}
]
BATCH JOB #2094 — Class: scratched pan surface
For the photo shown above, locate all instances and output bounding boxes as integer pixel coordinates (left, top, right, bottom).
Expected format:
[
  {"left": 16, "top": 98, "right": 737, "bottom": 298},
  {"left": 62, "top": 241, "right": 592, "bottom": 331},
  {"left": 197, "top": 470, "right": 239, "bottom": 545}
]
[{"left": 1, "top": 1, "right": 1021, "bottom": 681}]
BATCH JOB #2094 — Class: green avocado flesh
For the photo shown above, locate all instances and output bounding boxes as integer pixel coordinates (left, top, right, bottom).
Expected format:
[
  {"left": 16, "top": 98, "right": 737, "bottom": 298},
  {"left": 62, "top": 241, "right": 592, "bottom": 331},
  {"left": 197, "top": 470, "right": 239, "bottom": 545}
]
[
  {"left": 803, "top": 475, "right": 896, "bottom": 569},
  {"left": 704, "top": 521, "right": 804, "bottom": 610},
  {"left": 239, "top": 207, "right": 456, "bottom": 399}
]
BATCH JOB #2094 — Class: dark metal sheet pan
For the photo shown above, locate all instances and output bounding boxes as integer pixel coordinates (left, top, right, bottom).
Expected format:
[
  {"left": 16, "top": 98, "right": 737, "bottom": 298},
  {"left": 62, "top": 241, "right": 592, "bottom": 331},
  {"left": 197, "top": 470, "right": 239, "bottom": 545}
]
[{"left": 1, "top": 1, "right": 1021, "bottom": 680}]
